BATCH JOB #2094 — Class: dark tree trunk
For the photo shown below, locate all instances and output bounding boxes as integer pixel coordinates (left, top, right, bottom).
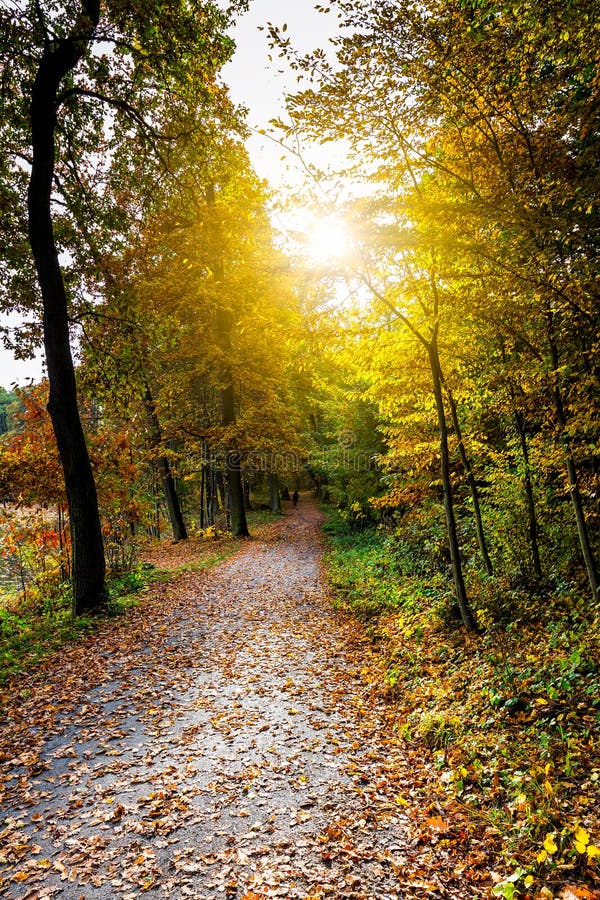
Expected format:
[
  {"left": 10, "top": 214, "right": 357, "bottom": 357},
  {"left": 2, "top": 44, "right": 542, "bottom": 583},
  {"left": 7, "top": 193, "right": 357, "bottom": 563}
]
[
  {"left": 207, "top": 180, "right": 249, "bottom": 539},
  {"left": 428, "top": 337, "right": 478, "bottom": 632},
  {"left": 143, "top": 386, "right": 187, "bottom": 542},
  {"left": 226, "top": 448, "right": 249, "bottom": 537},
  {"left": 204, "top": 467, "right": 215, "bottom": 526},
  {"left": 216, "top": 467, "right": 226, "bottom": 512},
  {"left": 221, "top": 382, "right": 248, "bottom": 537},
  {"left": 243, "top": 477, "right": 253, "bottom": 511},
  {"left": 547, "top": 324, "right": 598, "bottom": 602},
  {"left": 27, "top": 2, "right": 107, "bottom": 615},
  {"left": 269, "top": 473, "right": 281, "bottom": 513},
  {"left": 157, "top": 456, "right": 188, "bottom": 542},
  {"left": 443, "top": 378, "right": 494, "bottom": 576},
  {"left": 200, "top": 464, "right": 206, "bottom": 529},
  {"left": 207, "top": 467, "right": 218, "bottom": 525}
]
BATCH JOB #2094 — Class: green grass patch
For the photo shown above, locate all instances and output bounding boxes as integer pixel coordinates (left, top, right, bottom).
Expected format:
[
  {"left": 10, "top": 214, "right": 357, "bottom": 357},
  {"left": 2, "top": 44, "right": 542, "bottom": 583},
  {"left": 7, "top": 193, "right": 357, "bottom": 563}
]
[
  {"left": 247, "top": 508, "right": 285, "bottom": 526},
  {"left": 320, "top": 504, "right": 600, "bottom": 890},
  {"left": 0, "top": 566, "right": 157, "bottom": 686},
  {"left": 322, "top": 506, "right": 448, "bottom": 618}
]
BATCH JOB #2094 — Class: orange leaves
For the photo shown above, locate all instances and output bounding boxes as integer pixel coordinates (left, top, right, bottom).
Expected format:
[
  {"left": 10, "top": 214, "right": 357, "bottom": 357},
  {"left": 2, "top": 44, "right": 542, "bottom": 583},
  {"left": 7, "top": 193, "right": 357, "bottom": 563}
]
[
  {"left": 0, "top": 384, "right": 62, "bottom": 508},
  {"left": 109, "top": 803, "right": 126, "bottom": 823},
  {"left": 559, "top": 888, "right": 600, "bottom": 900},
  {"left": 425, "top": 814, "right": 451, "bottom": 833}
]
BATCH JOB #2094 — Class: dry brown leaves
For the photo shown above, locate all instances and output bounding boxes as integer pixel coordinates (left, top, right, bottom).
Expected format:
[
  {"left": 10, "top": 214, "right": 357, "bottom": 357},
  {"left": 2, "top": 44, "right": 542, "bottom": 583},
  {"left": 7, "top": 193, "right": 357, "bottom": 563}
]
[{"left": 0, "top": 499, "right": 502, "bottom": 898}]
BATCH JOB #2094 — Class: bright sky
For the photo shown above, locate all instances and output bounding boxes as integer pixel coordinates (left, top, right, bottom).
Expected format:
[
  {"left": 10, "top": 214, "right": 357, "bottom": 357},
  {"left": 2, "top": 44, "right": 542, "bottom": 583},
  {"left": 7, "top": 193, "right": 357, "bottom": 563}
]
[
  {"left": 222, "top": 0, "right": 337, "bottom": 185},
  {"left": 0, "top": 0, "right": 336, "bottom": 390}
]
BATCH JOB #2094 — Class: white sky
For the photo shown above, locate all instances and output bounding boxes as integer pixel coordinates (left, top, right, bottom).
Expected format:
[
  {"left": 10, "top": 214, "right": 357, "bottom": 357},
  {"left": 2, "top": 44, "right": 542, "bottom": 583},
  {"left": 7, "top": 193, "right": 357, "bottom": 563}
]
[
  {"left": 0, "top": 0, "right": 337, "bottom": 390},
  {"left": 0, "top": 314, "right": 46, "bottom": 392},
  {"left": 222, "top": 0, "right": 337, "bottom": 184}
]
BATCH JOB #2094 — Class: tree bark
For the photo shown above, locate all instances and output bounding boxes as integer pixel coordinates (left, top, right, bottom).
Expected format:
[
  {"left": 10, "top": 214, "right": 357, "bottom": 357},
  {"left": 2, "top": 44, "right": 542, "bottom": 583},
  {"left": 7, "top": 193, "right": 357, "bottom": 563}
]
[
  {"left": 269, "top": 472, "right": 281, "bottom": 513},
  {"left": 207, "top": 182, "right": 249, "bottom": 539},
  {"left": 27, "top": 1, "right": 107, "bottom": 615},
  {"left": 158, "top": 454, "right": 188, "bottom": 542},
  {"left": 443, "top": 377, "right": 494, "bottom": 576},
  {"left": 220, "top": 380, "right": 249, "bottom": 536},
  {"left": 547, "top": 324, "right": 598, "bottom": 602},
  {"left": 200, "top": 464, "right": 206, "bottom": 529},
  {"left": 207, "top": 466, "right": 218, "bottom": 525},
  {"left": 143, "top": 386, "right": 187, "bottom": 542},
  {"left": 226, "top": 448, "right": 249, "bottom": 537},
  {"left": 243, "top": 477, "right": 253, "bottom": 510},
  {"left": 428, "top": 336, "right": 479, "bottom": 632}
]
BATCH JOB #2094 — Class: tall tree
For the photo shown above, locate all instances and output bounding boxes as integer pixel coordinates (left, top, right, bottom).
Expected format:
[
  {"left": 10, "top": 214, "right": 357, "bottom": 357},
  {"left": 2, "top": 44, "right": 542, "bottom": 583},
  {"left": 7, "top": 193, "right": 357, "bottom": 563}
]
[
  {"left": 206, "top": 182, "right": 249, "bottom": 538},
  {"left": 0, "top": 0, "right": 244, "bottom": 612},
  {"left": 27, "top": 0, "right": 107, "bottom": 613}
]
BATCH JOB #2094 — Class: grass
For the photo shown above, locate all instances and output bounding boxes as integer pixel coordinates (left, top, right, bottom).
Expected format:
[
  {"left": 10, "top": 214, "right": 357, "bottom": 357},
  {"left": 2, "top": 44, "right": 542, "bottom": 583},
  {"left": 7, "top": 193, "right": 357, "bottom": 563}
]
[
  {"left": 0, "top": 505, "right": 283, "bottom": 687},
  {"left": 321, "top": 506, "right": 600, "bottom": 893},
  {"left": 0, "top": 567, "right": 152, "bottom": 686}
]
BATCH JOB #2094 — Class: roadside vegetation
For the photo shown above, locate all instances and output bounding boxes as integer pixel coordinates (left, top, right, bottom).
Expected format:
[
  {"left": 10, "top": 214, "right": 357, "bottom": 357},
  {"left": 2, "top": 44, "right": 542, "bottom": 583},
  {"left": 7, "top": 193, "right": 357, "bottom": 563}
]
[
  {"left": 322, "top": 507, "right": 600, "bottom": 899},
  {"left": 0, "top": 507, "right": 280, "bottom": 687}
]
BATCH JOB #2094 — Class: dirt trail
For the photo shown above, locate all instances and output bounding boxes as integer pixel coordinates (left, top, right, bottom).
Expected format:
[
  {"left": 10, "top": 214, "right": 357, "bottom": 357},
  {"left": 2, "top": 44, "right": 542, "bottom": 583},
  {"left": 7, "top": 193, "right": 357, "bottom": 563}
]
[{"left": 0, "top": 498, "right": 484, "bottom": 899}]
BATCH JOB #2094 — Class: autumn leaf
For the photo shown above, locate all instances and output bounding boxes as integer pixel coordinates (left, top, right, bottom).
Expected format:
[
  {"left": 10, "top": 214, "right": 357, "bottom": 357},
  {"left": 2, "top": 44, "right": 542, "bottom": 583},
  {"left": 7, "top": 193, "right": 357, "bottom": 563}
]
[
  {"left": 425, "top": 815, "right": 450, "bottom": 832},
  {"left": 543, "top": 834, "right": 558, "bottom": 855}
]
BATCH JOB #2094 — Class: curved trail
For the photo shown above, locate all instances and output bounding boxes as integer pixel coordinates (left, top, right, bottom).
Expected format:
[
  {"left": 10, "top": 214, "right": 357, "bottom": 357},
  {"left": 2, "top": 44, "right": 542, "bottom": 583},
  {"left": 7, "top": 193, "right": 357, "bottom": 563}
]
[{"left": 0, "top": 499, "right": 482, "bottom": 899}]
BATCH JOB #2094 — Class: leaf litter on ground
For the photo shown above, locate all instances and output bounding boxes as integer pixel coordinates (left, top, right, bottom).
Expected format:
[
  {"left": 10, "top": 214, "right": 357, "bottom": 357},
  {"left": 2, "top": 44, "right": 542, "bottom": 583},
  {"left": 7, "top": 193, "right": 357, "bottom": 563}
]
[{"left": 1, "top": 497, "right": 586, "bottom": 899}]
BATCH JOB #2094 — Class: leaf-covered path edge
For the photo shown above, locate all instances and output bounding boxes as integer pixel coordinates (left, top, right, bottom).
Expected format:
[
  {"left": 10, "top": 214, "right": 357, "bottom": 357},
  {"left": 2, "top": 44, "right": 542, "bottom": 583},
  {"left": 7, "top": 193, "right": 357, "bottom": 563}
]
[{"left": 0, "top": 497, "right": 492, "bottom": 899}]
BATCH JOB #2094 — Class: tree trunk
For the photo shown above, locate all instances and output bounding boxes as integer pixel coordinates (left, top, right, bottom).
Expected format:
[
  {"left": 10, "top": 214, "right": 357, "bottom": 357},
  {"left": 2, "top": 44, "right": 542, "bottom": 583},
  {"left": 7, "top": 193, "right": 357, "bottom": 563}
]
[
  {"left": 221, "top": 380, "right": 248, "bottom": 537},
  {"left": 200, "top": 464, "right": 206, "bottom": 529},
  {"left": 27, "top": 2, "right": 107, "bottom": 615},
  {"left": 243, "top": 477, "right": 253, "bottom": 510},
  {"left": 443, "top": 378, "right": 494, "bottom": 576},
  {"left": 269, "top": 473, "right": 281, "bottom": 513},
  {"left": 226, "top": 450, "right": 249, "bottom": 537},
  {"left": 513, "top": 407, "right": 543, "bottom": 580},
  {"left": 207, "top": 183, "right": 249, "bottom": 539},
  {"left": 547, "top": 325, "right": 598, "bottom": 601},
  {"left": 208, "top": 467, "right": 218, "bottom": 525},
  {"left": 157, "top": 456, "right": 188, "bottom": 542},
  {"left": 428, "top": 337, "right": 478, "bottom": 632},
  {"left": 215, "top": 467, "right": 226, "bottom": 512},
  {"left": 143, "top": 386, "right": 187, "bottom": 542},
  {"left": 204, "top": 467, "right": 214, "bottom": 526}
]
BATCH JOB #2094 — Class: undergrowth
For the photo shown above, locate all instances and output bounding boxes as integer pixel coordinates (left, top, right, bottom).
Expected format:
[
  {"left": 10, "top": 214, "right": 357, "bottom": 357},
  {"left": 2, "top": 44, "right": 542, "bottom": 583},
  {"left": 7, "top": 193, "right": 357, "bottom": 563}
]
[
  {"left": 0, "top": 506, "right": 274, "bottom": 686},
  {"left": 322, "top": 507, "right": 600, "bottom": 898},
  {"left": 0, "top": 566, "right": 152, "bottom": 686}
]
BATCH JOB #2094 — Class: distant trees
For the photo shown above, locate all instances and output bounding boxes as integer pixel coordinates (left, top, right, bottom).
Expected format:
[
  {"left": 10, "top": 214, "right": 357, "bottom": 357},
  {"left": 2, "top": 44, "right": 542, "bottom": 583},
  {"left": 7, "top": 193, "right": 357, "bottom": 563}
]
[
  {"left": 77, "top": 137, "right": 305, "bottom": 542},
  {"left": 0, "top": 389, "right": 19, "bottom": 435}
]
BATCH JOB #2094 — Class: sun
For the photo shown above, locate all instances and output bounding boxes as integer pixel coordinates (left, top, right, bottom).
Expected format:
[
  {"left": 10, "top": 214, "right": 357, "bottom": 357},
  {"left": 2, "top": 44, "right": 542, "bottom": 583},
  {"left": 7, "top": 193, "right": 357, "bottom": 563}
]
[
  {"left": 277, "top": 206, "right": 352, "bottom": 266},
  {"left": 305, "top": 217, "right": 351, "bottom": 265}
]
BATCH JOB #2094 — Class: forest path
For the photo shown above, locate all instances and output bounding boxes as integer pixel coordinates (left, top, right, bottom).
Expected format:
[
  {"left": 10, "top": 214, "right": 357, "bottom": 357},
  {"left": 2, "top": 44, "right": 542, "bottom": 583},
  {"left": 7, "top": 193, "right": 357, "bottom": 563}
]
[{"left": 0, "top": 497, "right": 483, "bottom": 899}]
